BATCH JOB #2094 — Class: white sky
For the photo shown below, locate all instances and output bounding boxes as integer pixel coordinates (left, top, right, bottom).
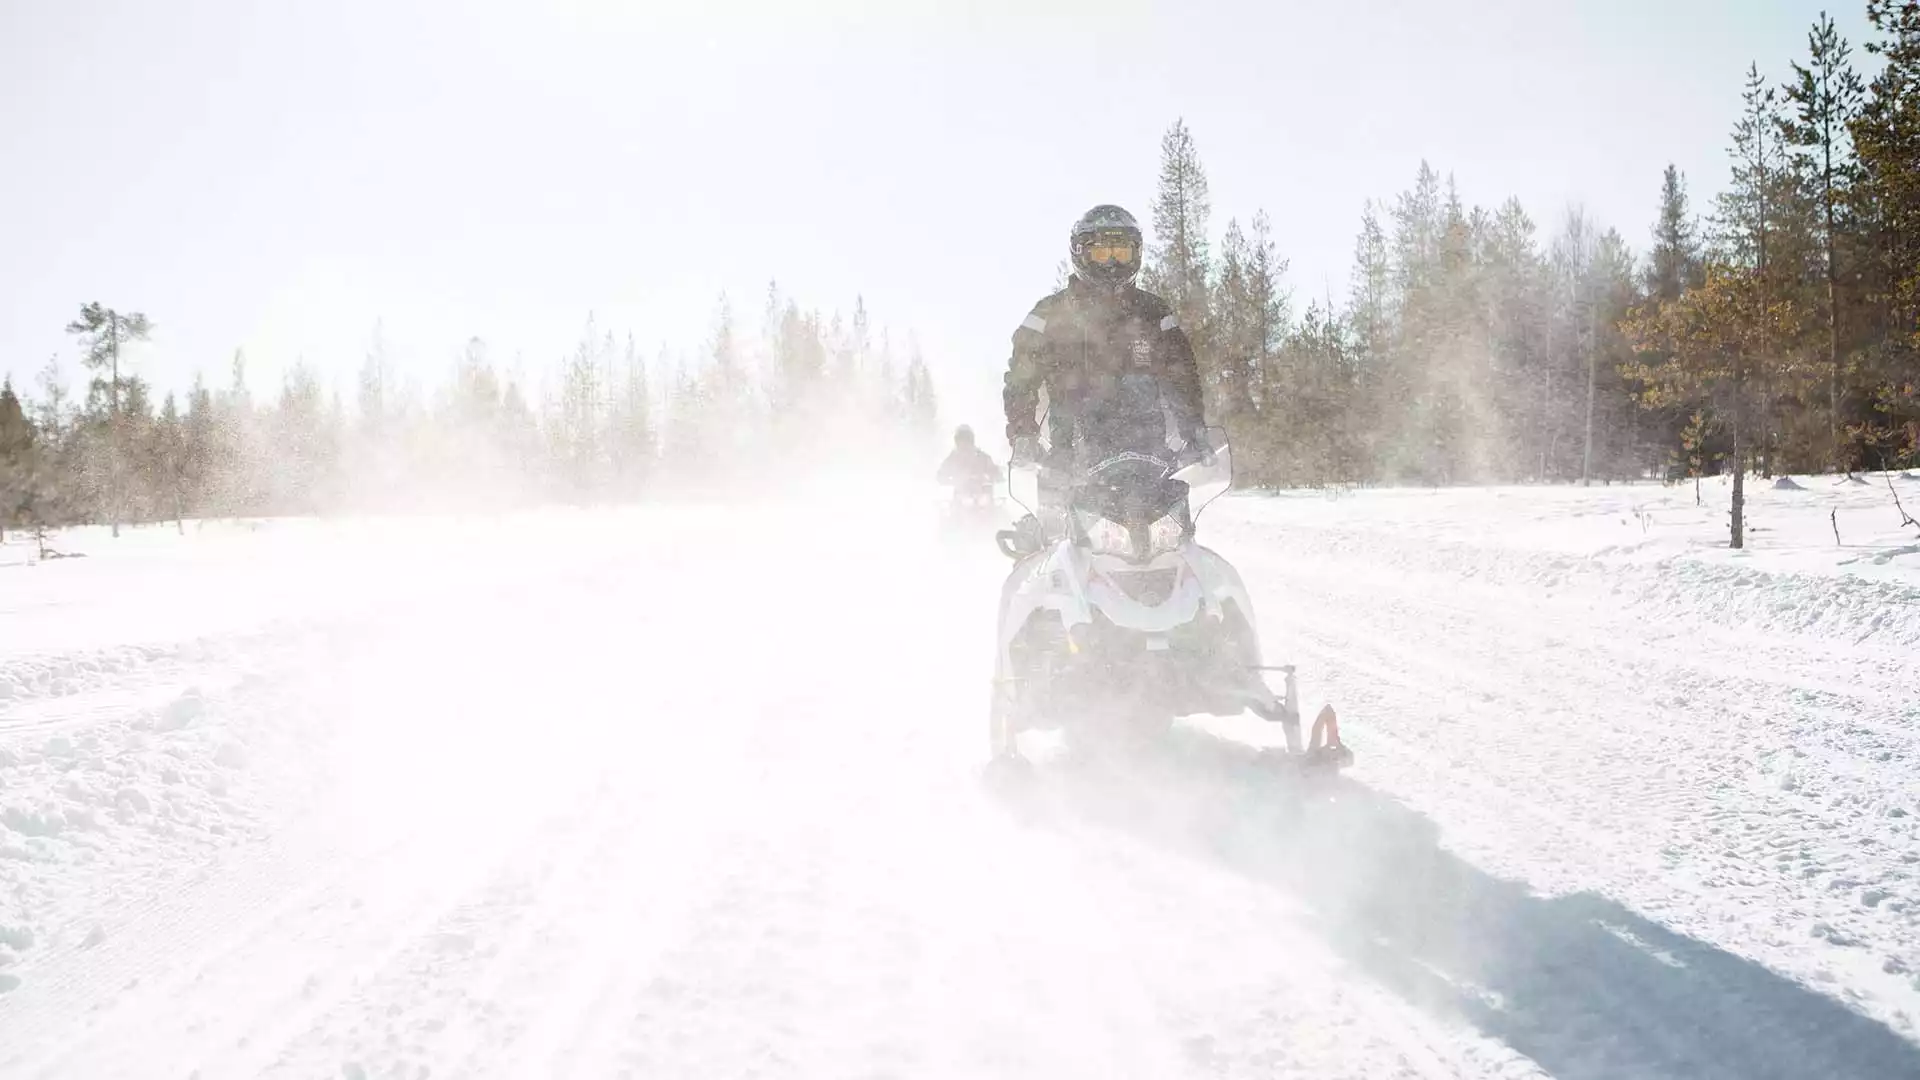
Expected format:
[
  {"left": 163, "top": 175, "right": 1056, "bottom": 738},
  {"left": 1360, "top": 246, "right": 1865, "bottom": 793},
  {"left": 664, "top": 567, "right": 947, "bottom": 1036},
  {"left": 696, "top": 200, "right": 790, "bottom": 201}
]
[{"left": 0, "top": 0, "right": 1878, "bottom": 433}]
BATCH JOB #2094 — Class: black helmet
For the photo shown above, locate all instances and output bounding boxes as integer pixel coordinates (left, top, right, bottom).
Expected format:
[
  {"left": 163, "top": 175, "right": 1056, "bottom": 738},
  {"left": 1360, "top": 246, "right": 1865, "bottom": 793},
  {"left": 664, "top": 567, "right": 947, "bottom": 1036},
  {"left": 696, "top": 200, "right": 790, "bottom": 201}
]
[
  {"left": 1070, "top": 204, "right": 1142, "bottom": 287},
  {"left": 954, "top": 424, "right": 975, "bottom": 448}
]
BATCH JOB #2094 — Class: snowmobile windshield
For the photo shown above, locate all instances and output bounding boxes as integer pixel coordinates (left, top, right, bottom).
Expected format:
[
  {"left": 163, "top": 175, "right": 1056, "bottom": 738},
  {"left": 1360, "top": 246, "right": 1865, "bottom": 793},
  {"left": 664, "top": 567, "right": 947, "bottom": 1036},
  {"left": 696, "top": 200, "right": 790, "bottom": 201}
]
[
  {"left": 1075, "top": 452, "right": 1184, "bottom": 528},
  {"left": 1168, "top": 426, "right": 1232, "bottom": 519},
  {"left": 1069, "top": 428, "right": 1233, "bottom": 562},
  {"left": 1004, "top": 427, "right": 1232, "bottom": 530}
]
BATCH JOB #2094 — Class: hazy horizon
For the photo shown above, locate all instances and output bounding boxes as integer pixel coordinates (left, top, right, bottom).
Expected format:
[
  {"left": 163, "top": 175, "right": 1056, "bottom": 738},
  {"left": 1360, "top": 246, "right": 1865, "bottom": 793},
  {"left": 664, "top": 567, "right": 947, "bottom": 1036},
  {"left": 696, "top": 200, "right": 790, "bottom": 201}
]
[{"left": 2, "top": 0, "right": 1878, "bottom": 439}]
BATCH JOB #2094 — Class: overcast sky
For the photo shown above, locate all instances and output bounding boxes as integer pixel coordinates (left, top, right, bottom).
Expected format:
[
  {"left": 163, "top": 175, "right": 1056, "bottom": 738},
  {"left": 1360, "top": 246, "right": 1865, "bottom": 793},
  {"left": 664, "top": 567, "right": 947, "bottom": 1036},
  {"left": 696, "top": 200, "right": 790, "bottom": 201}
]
[{"left": 0, "top": 0, "right": 1880, "bottom": 435}]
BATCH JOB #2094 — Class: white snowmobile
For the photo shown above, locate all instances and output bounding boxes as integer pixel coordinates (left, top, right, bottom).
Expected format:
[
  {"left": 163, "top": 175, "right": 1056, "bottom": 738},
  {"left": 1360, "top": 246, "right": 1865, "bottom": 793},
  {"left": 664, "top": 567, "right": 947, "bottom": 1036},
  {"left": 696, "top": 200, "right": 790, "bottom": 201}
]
[{"left": 988, "top": 426, "right": 1351, "bottom": 772}]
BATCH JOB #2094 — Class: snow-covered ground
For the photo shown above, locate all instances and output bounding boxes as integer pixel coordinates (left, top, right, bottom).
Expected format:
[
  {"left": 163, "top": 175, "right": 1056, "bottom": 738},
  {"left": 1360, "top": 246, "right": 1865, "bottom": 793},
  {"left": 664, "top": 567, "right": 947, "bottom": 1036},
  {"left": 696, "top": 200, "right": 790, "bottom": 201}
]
[{"left": 1, "top": 474, "right": 1917, "bottom": 1078}]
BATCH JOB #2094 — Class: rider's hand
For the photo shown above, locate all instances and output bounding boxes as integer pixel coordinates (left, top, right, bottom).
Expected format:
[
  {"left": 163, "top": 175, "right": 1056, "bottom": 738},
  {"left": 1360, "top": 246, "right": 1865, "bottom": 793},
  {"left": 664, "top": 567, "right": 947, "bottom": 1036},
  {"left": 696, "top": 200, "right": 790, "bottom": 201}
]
[{"left": 1010, "top": 435, "right": 1041, "bottom": 466}]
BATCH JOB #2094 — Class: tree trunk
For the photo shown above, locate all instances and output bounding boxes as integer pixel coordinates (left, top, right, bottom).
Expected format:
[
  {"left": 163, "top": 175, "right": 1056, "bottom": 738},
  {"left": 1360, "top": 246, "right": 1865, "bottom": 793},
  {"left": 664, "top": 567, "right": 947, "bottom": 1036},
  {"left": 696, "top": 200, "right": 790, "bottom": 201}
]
[
  {"left": 1824, "top": 122, "right": 1844, "bottom": 475},
  {"left": 1731, "top": 440, "right": 1746, "bottom": 548},
  {"left": 1827, "top": 219, "right": 1843, "bottom": 474},
  {"left": 109, "top": 318, "right": 121, "bottom": 539},
  {"left": 1581, "top": 288, "right": 1597, "bottom": 486},
  {"left": 1731, "top": 370, "right": 1747, "bottom": 550}
]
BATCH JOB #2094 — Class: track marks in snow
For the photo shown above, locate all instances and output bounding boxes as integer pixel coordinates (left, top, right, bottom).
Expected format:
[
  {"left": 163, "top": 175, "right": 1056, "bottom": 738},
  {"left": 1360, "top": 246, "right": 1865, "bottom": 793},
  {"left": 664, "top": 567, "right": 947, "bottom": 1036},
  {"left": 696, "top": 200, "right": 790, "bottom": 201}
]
[{"left": 1224, "top": 516, "right": 1920, "bottom": 1052}]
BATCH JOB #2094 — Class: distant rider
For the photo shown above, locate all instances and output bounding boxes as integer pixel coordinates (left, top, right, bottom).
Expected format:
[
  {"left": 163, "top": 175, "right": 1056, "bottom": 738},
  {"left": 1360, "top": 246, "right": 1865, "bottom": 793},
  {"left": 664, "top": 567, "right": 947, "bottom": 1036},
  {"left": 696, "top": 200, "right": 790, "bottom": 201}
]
[
  {"left": 936, "top": 424, "right": 999, "bottom": 496},
  {"left": 1001, "top": 204, "right": 1210, "bottom": 473}
]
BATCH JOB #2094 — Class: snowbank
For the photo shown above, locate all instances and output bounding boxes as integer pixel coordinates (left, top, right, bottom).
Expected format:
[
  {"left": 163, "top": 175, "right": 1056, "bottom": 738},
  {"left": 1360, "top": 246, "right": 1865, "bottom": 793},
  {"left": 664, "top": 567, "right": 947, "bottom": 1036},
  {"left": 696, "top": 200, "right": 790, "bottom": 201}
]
[{"left": 1229, "top": 472, "right": 1920, "bottom": 647}]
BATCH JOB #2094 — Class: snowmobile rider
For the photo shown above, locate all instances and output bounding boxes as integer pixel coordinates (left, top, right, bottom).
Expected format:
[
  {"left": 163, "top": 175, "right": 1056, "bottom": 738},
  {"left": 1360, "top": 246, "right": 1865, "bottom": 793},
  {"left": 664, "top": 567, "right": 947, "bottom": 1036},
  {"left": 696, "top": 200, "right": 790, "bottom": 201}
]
[
  {"left": 936, "top": 424, "right": 999, "bottom": 495},
  {"left": 1002, "top": 204, "right": 1210, "bottom": 475}
]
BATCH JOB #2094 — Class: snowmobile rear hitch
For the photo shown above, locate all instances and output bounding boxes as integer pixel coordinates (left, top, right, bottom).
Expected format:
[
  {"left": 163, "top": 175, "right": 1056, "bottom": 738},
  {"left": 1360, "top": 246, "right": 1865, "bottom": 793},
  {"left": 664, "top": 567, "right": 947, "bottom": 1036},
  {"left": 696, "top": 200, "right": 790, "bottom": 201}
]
[{"left": 1243, "top": 665, "right": 1351, "bottom": 769}]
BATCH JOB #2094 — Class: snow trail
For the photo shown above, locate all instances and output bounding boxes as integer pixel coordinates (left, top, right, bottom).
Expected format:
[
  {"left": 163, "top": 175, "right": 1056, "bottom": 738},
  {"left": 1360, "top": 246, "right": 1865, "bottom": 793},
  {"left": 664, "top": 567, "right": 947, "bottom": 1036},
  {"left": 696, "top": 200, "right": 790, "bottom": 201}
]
[{"left": 2, "top": 482, "right": 1917, "bottom": 1077}]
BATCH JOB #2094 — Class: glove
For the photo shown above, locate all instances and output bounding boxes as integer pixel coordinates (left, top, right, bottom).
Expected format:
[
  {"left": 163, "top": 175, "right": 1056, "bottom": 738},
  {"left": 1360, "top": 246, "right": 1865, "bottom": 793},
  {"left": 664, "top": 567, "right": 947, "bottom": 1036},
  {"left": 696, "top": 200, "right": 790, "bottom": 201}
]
[{"left": 1010, "top": 435, "right": 1042, "bottom": 466}]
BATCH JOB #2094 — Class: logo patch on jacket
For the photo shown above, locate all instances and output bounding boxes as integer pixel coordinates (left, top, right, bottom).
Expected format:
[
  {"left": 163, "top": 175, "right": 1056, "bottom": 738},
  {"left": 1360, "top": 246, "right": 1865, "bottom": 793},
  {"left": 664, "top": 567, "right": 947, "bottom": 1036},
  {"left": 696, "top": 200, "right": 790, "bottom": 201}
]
[{"left": 1131, "top": 339, "right": 1152, "bottom": 366}]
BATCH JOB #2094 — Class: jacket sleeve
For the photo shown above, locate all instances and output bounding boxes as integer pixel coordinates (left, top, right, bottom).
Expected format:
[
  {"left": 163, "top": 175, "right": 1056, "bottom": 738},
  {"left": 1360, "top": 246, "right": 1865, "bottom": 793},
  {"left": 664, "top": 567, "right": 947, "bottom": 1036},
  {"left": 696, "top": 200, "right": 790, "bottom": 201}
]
[
  {"left": 1155, "top": 307, "right": 1207, "bottom": 439},
  {"left": 1002, "top": 303, "right": 1050, "bottom": 442}
]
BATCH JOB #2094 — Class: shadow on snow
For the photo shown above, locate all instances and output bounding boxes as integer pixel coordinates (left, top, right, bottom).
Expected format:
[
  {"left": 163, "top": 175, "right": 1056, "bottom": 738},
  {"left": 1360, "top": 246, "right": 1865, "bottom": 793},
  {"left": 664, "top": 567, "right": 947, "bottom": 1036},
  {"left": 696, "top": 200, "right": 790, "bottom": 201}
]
[{"left": 998, "top": 725, "right": 1920, "bottom": 1080}]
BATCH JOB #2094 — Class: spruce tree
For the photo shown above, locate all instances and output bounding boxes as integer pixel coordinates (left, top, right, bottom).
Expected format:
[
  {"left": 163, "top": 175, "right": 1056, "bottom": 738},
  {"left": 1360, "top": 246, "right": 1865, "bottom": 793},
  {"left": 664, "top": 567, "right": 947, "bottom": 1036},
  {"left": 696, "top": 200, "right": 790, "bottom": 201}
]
[{"left": 1646, "top": 166, "right": 1702, "bottom": 303}]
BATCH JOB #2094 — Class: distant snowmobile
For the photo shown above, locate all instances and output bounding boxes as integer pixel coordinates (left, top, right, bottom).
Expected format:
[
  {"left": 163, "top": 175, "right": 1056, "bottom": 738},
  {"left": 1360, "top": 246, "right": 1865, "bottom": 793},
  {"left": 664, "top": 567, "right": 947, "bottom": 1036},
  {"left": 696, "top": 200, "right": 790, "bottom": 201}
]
[
  {"left": 988, "top": 426, "right": 1351, "bottom": 772},
  {"left": 935, "top": 424, "right": 1004, "bottom": 543},
  {"left": 940, "top": 485, "right": 1000, "bottom": 539}
]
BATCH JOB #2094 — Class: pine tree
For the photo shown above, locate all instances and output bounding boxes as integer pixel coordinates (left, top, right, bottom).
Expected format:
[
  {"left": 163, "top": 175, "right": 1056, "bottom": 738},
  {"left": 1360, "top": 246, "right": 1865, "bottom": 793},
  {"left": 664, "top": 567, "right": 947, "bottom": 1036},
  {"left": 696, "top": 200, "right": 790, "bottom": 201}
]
[
  {"left": 151, "top": 392, "right": 187, "bottom": 532},
  {"left": 612, "top": 333, "right": 654, "bottom": 495},
  {"left": 0, "top": 378, "right": 35, "bottom": 542},
  {"left": 1852, "top": 0, "right": 1920, "bottom": 465},
  {"left": 276, "top": 361, "right": 329, "bottom": 512},
  {"left": 902, "top": 345, "right": 938, "bottom": 439},
  {"left": 1147, "top": 119, "right": 1214, "bottom": 370},
  {"left": 1784, "top": 12, "right": 1868, "bottom": 470},
  {"left": 183, "top": 374, "right": 215, "bottom": 520},
  {"left": 1392, "top": 163, "right": 1444, "bottom": 296},
  {"left": 1716, "top": 65, "right": 1787, "bottom": 272},
  {"left": 1714, "top": 65, "right": 1813, "bottom": 475},
  {"left": 28, "top": 357, "right": 74, "bottom": 538},
  {"left": 359, "top": 320, "right": 392, "bottom": 440},
  {"left": 222, "top": 349, "right": 261, "bottom": 516},
  {"left": 1349, "top": 201, "right": 1394, "bottom": 359},
  {"left": 665, "top": 357, "right": 708, "bottom": 472},
  {"left": 1212, "top": 218, "right": 1256, "bottom": 429},
  {"left": 706, "top": 294, "right": 747, "bottom": 468},
  {"left": 1382, "top": 162, "right": 1448, "bottom": 481},
  {"left": 559, "top": 313, "right": 605, "bottom": 497},
  {"left": 65, "top": 302, "right": 151, "bottom": 536},
  {"left": 1481, "top": 198, "right": 1548, "bottom": 476},
  {"left": 1625, "top": 263, "right": 1810, "bottom": 547},
  {"left": 1245, "top": 211, "right": 1291, "bottom": 405}
]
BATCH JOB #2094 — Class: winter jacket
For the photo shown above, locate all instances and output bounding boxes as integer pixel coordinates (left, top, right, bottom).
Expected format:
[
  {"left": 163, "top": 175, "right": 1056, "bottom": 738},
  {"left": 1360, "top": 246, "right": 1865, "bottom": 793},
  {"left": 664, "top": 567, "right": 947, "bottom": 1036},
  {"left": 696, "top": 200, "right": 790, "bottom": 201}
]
[
  {"left": 1001, "top": 274, "right": 1207, "bottom": 458},
  {"left": 937, "top": 445, "right": 998, "bottom": 491}
]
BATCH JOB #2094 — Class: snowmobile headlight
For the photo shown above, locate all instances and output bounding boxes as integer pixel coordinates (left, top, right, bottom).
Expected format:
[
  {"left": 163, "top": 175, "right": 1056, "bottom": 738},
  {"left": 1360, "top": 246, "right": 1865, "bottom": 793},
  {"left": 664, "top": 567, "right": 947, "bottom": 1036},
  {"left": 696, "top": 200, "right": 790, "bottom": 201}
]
[
  {"left": 1146, "top": 514, "right": 1187, "bottom": 557},
  {"left": 1076, "top": 510, "right": 1135, "bottom": 557}
]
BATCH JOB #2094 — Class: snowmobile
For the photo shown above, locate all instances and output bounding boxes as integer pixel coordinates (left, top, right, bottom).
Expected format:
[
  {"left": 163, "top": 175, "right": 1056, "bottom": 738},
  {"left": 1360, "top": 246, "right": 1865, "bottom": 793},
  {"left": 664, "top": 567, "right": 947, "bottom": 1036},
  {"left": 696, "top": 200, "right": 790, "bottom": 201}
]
[
  {"left": 939, "top": 482, "right": 1002, "bottom": 540},
  {"left": 988, "top": 426, "right": 1351, "bottom": 773}
]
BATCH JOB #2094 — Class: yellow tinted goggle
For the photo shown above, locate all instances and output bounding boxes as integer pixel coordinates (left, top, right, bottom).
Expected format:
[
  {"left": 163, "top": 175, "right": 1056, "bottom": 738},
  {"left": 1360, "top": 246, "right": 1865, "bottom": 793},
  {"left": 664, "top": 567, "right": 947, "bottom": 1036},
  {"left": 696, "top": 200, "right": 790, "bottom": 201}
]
[{"left": 1088, "top": 241, "right": 1136, "bottom": 265}]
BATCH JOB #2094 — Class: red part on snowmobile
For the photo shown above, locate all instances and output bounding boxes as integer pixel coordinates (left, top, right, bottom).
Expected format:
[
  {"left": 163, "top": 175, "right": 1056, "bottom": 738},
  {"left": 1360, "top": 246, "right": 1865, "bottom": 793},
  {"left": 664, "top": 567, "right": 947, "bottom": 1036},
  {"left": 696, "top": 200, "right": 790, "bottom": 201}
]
[{"left": 1301, "top": 704, "right": 1354, "bottom": 770}]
